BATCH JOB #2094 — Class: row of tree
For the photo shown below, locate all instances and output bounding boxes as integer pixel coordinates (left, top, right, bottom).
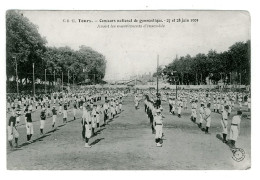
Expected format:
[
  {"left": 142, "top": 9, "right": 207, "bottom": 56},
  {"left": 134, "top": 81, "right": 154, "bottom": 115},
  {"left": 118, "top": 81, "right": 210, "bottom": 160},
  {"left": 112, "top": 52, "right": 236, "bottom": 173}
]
[
  {"left": 6, "top": 10, "right": 107, "bottom": 93},
  {"left": 156, "top": 40, "right": 250, "bottom": 85}
]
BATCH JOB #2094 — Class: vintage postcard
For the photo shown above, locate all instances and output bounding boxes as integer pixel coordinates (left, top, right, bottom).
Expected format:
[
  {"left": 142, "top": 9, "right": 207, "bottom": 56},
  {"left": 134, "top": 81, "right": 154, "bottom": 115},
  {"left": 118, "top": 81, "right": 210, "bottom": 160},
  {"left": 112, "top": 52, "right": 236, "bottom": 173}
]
[{"left": 6, "top": 10, "right": 250, "bottom": 170}]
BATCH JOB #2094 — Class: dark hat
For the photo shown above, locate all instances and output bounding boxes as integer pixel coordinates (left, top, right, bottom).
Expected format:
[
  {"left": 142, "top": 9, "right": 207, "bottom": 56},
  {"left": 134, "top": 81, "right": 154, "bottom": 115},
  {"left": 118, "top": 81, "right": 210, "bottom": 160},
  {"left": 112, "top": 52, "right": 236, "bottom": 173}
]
[{"left": 237, "top": 111, "right": 242, "bottom": 115}]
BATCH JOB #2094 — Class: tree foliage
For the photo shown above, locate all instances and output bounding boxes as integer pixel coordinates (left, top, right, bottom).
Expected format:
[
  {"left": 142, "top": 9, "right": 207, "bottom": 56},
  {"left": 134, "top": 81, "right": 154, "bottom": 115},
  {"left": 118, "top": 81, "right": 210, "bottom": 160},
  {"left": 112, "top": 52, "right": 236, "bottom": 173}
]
[
  {"left": 162, "top": 40, "right": 250, "bottom": 85},
  {"left": 6, "top": 10, "right": 47, "bottom": 83},
  {"left": 6, "top": 10, "right": 107, "bottom": 93},
  {"left": 42, "top": 46, "right": 106, "bottom": 84}
]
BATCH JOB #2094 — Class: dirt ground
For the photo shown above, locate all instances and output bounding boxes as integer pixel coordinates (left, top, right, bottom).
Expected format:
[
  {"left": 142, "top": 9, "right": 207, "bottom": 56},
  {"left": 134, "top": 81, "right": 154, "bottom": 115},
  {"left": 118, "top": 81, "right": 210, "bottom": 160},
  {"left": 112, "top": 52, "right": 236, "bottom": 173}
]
[{"left": 6, "top": 96, "right": 251, "bottom": 170}]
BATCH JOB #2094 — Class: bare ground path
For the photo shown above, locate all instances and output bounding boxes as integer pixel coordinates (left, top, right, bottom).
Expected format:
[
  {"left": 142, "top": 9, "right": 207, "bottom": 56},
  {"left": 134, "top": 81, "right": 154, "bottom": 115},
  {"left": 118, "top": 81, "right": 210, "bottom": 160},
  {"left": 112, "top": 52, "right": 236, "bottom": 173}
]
[{"left": 7, "top": 96, "right": 251, "bottom": 170}]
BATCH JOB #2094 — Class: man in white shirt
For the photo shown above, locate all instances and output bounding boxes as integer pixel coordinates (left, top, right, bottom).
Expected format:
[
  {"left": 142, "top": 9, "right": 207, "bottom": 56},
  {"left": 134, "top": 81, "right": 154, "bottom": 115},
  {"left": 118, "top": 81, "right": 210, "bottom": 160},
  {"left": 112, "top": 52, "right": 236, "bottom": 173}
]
[
  {"left": 134, "top": 95, "right": 139, "bottom": 110},
  {"left": 96, "top": 104, "right": 102, "bottom": 130},
  {"left": 91, "top": 104, "right": 97, "bottom": 136},
  {"left": 216, "top": 97, "right": 220, "bottom": 113},
  {"left": 177, "top": 99, "right": 183, "bottom": 118},
  {"left": 171, "top": 97, "right": 176, "bottom": 115},
  {"left": 83, "top": 105, "right": 92, "bottom": 148},
  {"left": 204, "top": 103, "right": 212, "bottom": 134},
  {"left": 103, "top": 100, "right": 109, "bottom": 124},
  {"left": 247, "top": 95, "right": 251, "bottom": 112},
  {"left": 8, "top": 111, "right": 19, "bottom": 149},
  {"left": 168, "top": 97, "right": 173, "bottom": 113},
  {"left": 221, "top": 105, "right": 229, "bottom": 143},
  {"left": 198, "top": 103, "right": 204, "bottom": 128},
  {"left": 191, "top": 100, "right": 197, "bottom": 122},
  {"left": 238, "top": 96, "right": 243, "bottom": 110},
  {"left": 213, "top": 98, "right": 217, "bottom": 112},
  {"left": 229, "top": 111, "right": 242, "bottom": 148},
  {"left": 153, "top": 109, "right": 163, "bottom": 147}
]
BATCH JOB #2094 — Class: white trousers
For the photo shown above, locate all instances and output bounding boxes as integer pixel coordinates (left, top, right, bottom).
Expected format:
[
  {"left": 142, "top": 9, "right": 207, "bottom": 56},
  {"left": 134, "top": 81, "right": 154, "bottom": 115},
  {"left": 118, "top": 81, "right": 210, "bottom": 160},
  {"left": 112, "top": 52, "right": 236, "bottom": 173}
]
[
  {"left": 92, "top": 117, "right": 97, "bottom": 128},
  {"left": 85, "top": 124, "right": 92, "bottom": 138},
  {"left": 192, "top": 109, "right": 197, "bottom": 118},
  {"left": 230, "top": 126, "right": 239, "bottom": 141},
  {"left": 206, "top": 118, "right": 211, "bottom": 127},
  {"left": 135, "top": 101, "right": 139, "bottom": 107},
  {"left": 155, "top": 125, "right": 163, "bottom": 139},
  {"left": 63, "top": 110, "right": 67, "bottom": 118},
  {"left": 220, "top": 105, "right": 224, "bottom": 112},
  {"left": 40, "top": 120, "right": 45, "bottom": 129},
  {"left": 96, "top": 114, "right": 100, "bottom": 123},
  {"left": 26, "top": 122, "right": 34, "bottom": 135},
  {"left": 73, "top": 109, "right": 77, "bottom": 116},
  {"left": 111, "top": 108, "right": 116, "bottom": 115},
  {"left": 7, "top": 126, "right": 19, "bottom": 141},
  {"left": 171, "top": 105, "right": 175, "bottom": 112},
  {"left": 221, "top": 120, "right": 228, "bottom": 134},
  {"left": 228, "top": 106, "right": 232, "bottom": 114},
  {"left": 53, "top": 115, "right": 57, "bottom": 123},
  {"left": 178, "top": 107, "right": 182, "bottom": 114},
  {"left": 199, "top": 114, "right": 203, "bottom": 123}
]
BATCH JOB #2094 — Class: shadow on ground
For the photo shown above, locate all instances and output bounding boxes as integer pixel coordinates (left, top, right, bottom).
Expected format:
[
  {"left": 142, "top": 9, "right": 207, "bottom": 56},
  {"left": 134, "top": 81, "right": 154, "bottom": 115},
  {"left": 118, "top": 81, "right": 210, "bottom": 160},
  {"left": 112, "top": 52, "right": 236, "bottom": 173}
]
[{"left": 90, "top": 138, "right": 105, "bottom": 146}]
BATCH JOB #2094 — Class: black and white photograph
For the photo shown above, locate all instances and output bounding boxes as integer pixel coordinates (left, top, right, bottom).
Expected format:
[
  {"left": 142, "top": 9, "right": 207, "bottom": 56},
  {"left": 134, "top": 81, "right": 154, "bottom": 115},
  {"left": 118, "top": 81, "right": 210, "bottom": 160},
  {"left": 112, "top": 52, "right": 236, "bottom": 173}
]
[{"left": 5, "top": 10, "right": 251, "bottom": 170}]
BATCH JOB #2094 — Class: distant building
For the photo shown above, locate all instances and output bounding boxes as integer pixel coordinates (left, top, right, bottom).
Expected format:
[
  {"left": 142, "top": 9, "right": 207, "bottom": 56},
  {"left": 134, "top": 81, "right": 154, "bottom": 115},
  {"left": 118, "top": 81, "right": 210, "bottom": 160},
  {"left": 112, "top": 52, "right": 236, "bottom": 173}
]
[{"left": 130, "top": 72, "right": 155, "bottom": 84}]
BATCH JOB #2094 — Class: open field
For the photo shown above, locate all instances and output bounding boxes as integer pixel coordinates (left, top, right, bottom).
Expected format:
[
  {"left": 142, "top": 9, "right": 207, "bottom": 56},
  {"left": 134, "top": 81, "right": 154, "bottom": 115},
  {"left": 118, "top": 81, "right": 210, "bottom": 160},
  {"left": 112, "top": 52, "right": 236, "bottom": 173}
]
[{"left": 6, "top": 96, "right": 251, "bottom": 170}]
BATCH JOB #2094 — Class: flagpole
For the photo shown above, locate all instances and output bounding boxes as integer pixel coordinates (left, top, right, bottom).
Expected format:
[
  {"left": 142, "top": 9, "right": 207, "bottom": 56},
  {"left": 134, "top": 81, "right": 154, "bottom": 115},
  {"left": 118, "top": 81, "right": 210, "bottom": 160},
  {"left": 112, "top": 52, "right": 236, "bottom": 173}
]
[
  {"left": 68, "top": 70, "right": 69, "bottom": 86},
  {"left": 33, "top": 63, "right": 35, "bottom": 96},
  {"left": 156, "top": 55, "right": 159, "bottom": 96},
  {"left": 62, "top": 72, "right": 63, "bottom": 93},
  {"left": 73, "top": 74, "right": 75, "bottom": 92},
  {"left": 54, "top": 70, "right": 56, "bottom": 86},
  {"left": 45, "top": 69, "right": 47, "bottom": 94},
  {"left": 15, "top": 57, "right": 19, "bottom": 94}
]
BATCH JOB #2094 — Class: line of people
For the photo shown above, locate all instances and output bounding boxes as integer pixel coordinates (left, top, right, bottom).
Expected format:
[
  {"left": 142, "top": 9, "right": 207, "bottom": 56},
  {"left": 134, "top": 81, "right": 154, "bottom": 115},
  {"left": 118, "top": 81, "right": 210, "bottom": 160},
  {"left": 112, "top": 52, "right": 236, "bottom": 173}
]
[
  {"left": 7, "top": 90, "right": 127, "bottom": 150},
  {"left": 139, "top": 88, "right": 249, "bottom": 149},
  {"left": 81, "top": 95, "right": 124, "bottom": 148},
  {"left": 143, "top": 94, "right": 164, "bottom": 147}
]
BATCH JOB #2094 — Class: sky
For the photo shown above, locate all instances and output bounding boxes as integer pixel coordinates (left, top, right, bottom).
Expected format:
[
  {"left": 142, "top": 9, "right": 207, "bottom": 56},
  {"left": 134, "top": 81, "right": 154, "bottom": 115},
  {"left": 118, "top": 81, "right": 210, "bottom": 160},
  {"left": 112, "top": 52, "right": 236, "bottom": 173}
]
[{"left": 22, "top": 10, "right": 250, "bottom": 80}]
